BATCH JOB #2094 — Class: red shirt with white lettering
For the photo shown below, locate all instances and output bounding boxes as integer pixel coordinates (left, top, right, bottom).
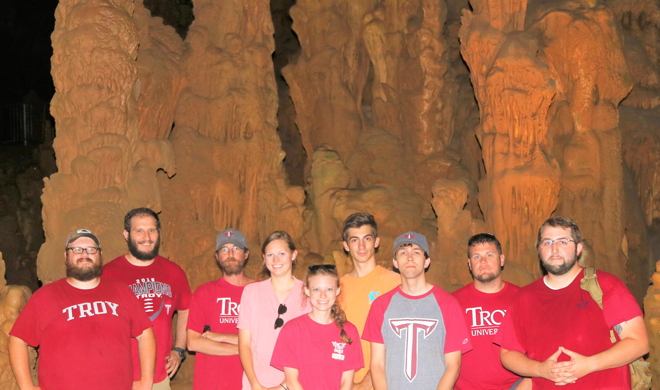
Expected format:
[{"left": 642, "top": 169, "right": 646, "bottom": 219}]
[
  {"left": 187, "top": 278, "right": 247, "bottom": 390},
  {"left": 452, "top": 282, "right": 521, "bottom": 389},
  {"left": 103, "top": 255, "right": 192, "bottom": 382},
  {"left": 10, "top": 278, "right": 152, "bottom": 390},
  {"left": 271, "top": 314, "right": 363, "bottom": 390}
]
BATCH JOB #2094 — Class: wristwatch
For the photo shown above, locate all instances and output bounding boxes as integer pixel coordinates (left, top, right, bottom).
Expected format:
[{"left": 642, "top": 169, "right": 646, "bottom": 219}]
[{"left": 173, "top": 347, "right": 186, "bottom": 360}]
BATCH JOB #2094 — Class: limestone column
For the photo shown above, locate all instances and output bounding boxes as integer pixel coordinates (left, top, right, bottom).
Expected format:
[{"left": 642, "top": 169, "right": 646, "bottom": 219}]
[
  {"left": 163, "top": 0, "right": 305, "bottom": 284},
  {"left": 40, "top": 0, "right": 176, "bottom": 283},
  {"left": 460, "top": 0, "right": 560, "bottom": 279}
]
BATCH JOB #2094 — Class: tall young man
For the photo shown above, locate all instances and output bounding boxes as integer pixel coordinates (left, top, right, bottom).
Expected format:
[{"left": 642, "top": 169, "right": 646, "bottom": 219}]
[
  {"left": 363, "top": 232, "right": 472, "bottom": 390},
  {"left": 103, "top": 208, "right": 192, "bottom": 390},
  {"left": 337, "top": 213, "right": 400, "bottom": 390},
  {"left": 497, "top": 216, "right": 649, "bottom": 389},
  {"left": 453, "top": 233, "right": 529, "bottom": 390},
  {"left": 187, "top": 229, "right": 254, "bottom": 390},
  {"left": 9, "top": 229, "right": 156, "bottom": 390}
]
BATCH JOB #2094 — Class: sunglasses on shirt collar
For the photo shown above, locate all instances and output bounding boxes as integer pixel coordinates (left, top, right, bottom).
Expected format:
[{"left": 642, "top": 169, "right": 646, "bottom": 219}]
[{"left": 274, "top": 303, "right": 287, "bottom": 329}]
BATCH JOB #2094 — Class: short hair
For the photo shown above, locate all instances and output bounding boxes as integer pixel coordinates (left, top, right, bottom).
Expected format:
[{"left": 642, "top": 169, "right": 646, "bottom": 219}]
[
  {"left": 124, "top": 208, "right": 161, "bottom": 232},
  {"left": 536, "top": 216, "right": 583, "bottom": 246},
  {"left": 467, "top": 233, "right": 502, "bottom": 258},
  {"left": 260, "top": 231, "right": 297, "bottom": 277},
  {"left": 342, "top": 213, "right": 378, "bottom": 242}
]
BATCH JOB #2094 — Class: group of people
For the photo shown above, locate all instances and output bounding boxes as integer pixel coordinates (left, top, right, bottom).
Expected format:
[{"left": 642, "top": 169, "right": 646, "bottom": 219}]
[{"left": 7, "top": 209, "right": 650, "bottom": 390}]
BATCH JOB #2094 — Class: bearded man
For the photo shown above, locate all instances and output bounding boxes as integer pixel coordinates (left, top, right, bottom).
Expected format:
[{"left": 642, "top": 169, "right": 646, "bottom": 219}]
[
  {"left": 103, "top": 208, "right": 192, "bottom": 390},
  {"left": 496, "top": 216, "right": 649, "bottom": 389},
  {"left": 453, "top": 233, "right": 529, "bottom": 390},
  {"left": 186, "top": 229, "right": 254, "bottom": 390},
  {"left": 9, "top": 229, "right": 156, "bottom": 390}
]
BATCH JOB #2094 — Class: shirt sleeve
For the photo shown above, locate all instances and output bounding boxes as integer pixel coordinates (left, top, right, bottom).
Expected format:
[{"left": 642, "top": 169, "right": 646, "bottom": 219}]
[
  {"left": 599, "top": 272, "right": 643, "bottom": 328},
  {"left": 186, "top": 285, "right": 206, "bottom": 333},
  {"left": 9, "top": 291, "right": 42, "bottom": 347},
  {"left": 343, "top": 323, "right": 364, "bottom": 372},
  {"left": 362, "top": 296, "right": 385, "bottom": 344},
  {"left": 270, "top": 321, "right": 297, "bottom": 371},
  {"left": 124, "top": 286, "right": 153, "bottom": 338},
  {"left": 237, "top": 284, "right": 253, "bottom": 330},
  {"left": 493, "top": 298, "right": 525, "bottom": 354},
  {"left": 174, "top": 264, "right": 192, "bottom": 311},
  {"left": 437, "top": 292, "right": 472, "bottom": 354}
]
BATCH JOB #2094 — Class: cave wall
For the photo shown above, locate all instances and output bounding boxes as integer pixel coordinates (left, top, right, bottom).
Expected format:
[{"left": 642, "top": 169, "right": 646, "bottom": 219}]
[{"left": 34, "top": 0, "right": 660, "bottom": 387}]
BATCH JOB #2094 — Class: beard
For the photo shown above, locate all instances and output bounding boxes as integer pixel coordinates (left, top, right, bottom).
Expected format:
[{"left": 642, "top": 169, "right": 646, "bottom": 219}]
[
  {"left": 128, "top": 235, "right": 160, "bottom": 261},
  {"left": 474, "top": 270, "right": 500, "bottom": 284},
  {"left": 541, "top": 252, "right": 578, "bottom": 276},
  {"left": 219, "top": 256, "right": 246, "bottom": 276},
  {"left": 66, "top": 257, "right": 103, "bottom": 281}
]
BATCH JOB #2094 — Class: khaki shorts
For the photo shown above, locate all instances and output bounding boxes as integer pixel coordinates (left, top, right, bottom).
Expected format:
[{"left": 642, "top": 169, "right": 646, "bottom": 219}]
[{"left": 153, "top": 377, "right": 171, "bottom": 390}]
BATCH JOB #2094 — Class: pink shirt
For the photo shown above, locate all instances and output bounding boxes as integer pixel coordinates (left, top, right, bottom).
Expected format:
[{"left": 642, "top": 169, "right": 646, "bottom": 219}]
[{"left": 237, "top": 278, "right": 311, "bottom": 389}]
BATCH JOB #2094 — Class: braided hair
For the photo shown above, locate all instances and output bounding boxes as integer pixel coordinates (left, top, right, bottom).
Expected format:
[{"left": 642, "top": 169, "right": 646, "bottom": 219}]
[{"left": 306, "top": 265, "right": 352, "bottom": 344}]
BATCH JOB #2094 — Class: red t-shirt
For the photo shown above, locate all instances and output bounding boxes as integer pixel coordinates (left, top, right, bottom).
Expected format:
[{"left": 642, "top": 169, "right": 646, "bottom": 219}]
[
  {"left": 452, "top": 282, "right": 521, "bottom": 390},
  {"left": 495, "top": 270, "right": 642, "bottom": 389},
  {"left": 10, "top": 278, "right": 152, "bottom": 390},
  {"left": 103, "top": 255, "right": 192, "bottom": 382},
  {"left": 271, "top": 314, "right": 363, "bottom": 390},
  {"left": 187, "top": 278, "right": 246, "bottom": 390}
]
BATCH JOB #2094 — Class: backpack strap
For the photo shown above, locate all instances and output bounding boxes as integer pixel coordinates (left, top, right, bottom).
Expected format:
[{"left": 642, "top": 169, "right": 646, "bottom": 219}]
[{"left": 579, "top": 267, "right": 616, "bottom": 343}]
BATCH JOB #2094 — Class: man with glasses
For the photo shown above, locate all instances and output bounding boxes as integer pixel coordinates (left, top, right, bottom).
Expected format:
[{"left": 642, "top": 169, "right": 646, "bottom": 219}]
[
  {"left": 186, "top": 229, "right": 254, "bottom": 390},
  {"left": 104, "top": 208, "right": 192, "bottom": 390},
  {"left": 496, "top": 216, "right": 649, "bottom": 389},
  {"left": 363, "top": 232, "right": 472, "bottom": 390},
  {"left": 8, "top": 229, "right": 156, "bottom": 390},
  {"left": 453, "top": 233, "right": 529, "bottom": 390}
]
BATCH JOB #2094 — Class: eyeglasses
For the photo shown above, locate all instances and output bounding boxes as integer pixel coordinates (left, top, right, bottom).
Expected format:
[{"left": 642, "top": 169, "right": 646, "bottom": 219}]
[
  {"left": 539, "top": 239, "right": 575, "bottom": 247},
  {"left": 66, "top": 247, "right": 100, "bottom": 254},
  {"left": 274, "top": 304, "right": 287, "bottom": 329},
  {"left": 307, "top": 264, "right": 336, "bottom": 272},
  {"left": 219, "top": 246, "right": 244, "bottom": 253}
]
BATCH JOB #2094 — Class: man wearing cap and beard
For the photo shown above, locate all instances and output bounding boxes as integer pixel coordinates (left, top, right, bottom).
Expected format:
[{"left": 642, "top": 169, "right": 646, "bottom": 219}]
[
  {"left": 103, "top": 208, "right": 192, "bottom": 390},
  {"left": 363, "top": 231, "right": 472, "bottom": 390},
  {"left": 8, "top": 229, "right": 156, "bottom": 390},
  {"left": 186, "top": 229, "right": 254, "bottom": 390}
]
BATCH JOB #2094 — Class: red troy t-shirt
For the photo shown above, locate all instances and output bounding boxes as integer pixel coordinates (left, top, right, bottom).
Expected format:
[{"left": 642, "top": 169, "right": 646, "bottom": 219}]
[
  {"left": 495, "top": 270, "right": 642, "bottom": 389},
  {"left": 452, "top": 282, "right": 521, "bottom": 390},
  {"left": 271, "top": 314, "right": 363, "bottom": 390},
  {"left": 187, "top": 278, "right": 247, "bottom": 390},
  {"left": 10, "top": 278, "right": 152, "bottom": 390},
  {"left": 103, "top": 255, "right": 192, "bottom": 382}
]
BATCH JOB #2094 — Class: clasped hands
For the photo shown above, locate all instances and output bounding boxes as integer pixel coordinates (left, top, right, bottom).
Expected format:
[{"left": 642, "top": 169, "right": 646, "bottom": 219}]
[{"left": 541, "top": 347, "right": 595, "bottom": 386}]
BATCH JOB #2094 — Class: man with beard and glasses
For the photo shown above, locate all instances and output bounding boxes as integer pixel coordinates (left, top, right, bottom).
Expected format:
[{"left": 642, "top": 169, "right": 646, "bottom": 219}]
[
  {"left": 496, "top": 216, "right": 649, "bottom": 389},
  {"left": 8, "top": 229, "right": 156, "bottom": 390},
  {"left": 453, "top": 233, "right": 529, "bottom": 390},
  {"left": 186, "top": 229, "right": 254, "bottom": 390},
  {"left": 103, "top": 208, "right": 192, "bottom": 390}
]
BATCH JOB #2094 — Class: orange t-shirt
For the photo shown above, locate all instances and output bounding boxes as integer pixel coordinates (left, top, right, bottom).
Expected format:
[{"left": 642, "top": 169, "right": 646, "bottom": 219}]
[{"left": 338, "top": 265, "right": 400, "bottom": 384}]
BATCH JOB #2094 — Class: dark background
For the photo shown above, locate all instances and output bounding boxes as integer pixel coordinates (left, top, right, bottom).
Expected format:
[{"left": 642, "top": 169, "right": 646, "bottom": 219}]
[{"left": 1, "top": 0, "right": 58, "bottom": 107}]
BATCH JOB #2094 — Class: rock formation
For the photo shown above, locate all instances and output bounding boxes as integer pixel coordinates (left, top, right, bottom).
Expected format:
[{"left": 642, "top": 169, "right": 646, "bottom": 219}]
[
  {"left": 645, "top": 260, "right": 660, "bottom": 385},
  {"left": 30, "top": 0, "right": 660, "bottom": 387},
  {"left": 0, "top": 254, "right": 34, "bottom": 389}
]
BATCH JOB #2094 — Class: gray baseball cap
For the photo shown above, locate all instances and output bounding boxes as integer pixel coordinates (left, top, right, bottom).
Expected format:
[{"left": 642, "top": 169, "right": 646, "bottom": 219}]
[
  {"left": 216, "top": 229, "right": 248, "bottom": 251},
  {"left": 393, "top": 231, "right": 429, "bottom": 257},
  {"left": 66, "top": 229, "right": 101, "bottom": 248}
]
